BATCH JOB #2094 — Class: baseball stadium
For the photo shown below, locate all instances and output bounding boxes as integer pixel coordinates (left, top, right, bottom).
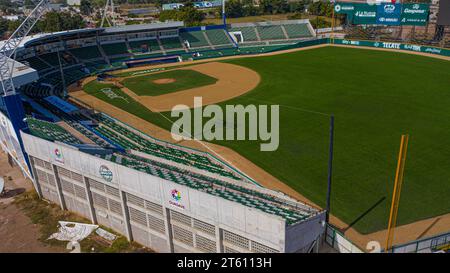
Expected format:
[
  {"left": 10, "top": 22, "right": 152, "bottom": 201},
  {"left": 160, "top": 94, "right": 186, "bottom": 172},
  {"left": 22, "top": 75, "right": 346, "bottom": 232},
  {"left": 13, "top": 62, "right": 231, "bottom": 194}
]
[{"left": 1, "top": 0, "right": 450, "bottom": 253}]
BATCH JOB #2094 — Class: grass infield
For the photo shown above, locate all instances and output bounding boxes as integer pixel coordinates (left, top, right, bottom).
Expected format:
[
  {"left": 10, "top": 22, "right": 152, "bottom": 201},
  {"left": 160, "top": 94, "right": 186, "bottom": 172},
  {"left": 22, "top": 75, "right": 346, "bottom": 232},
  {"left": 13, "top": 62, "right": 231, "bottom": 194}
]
[
  {"left": 83, "top": 46, "right": 450, "bottom": 234},
  {"left": 121, "top": 69, "right": 218, "bottom": 96}
]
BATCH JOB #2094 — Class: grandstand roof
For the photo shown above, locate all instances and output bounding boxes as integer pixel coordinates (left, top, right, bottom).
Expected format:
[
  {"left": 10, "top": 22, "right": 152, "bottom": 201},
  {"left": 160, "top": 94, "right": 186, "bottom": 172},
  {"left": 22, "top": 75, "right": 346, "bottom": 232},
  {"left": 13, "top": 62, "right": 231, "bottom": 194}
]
[
  {"left": 44, "top": 96, "right": 79, "bottom": 114},
  {"left": 0, "top": 57, "right": 39, "bottom": 88},
  {"left": 20, "top": 22, "right": 185, "bottom": 48},
  {"left": 23, "top": 28, "right": 103, "bottom": 47},
  {"left": 103, "top": 22, "right": 184, "bottom": 33}
]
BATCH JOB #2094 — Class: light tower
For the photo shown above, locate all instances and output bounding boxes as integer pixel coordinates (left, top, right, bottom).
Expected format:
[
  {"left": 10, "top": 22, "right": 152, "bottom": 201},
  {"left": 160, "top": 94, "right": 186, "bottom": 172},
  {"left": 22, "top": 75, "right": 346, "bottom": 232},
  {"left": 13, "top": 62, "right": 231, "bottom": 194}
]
[
  {"left": 0, "top": 0, "right": 50, "bottom": 173},
  {"left": 101, "top": 0, "right": 117, "bottom": 27}
]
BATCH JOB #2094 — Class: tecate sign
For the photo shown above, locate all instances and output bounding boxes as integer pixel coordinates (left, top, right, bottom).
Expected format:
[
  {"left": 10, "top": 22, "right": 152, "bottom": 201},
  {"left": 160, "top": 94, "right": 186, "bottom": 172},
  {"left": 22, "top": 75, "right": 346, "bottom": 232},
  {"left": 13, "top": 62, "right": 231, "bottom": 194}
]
[{"left": 381, "top": 42, "right": 401, "bottom": 49}]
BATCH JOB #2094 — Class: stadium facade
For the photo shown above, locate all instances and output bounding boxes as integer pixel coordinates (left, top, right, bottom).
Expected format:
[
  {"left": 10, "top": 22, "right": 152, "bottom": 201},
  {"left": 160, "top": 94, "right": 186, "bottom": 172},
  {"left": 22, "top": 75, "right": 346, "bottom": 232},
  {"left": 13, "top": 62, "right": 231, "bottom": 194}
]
[{"left": 20, "top": 119, "right": 326, "bottom": 253}]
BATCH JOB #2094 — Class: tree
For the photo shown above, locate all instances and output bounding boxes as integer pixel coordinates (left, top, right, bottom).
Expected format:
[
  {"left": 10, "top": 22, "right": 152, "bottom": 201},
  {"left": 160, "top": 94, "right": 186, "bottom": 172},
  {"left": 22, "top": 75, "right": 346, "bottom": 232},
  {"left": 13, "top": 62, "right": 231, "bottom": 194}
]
[
  {"left": 259, "top": 0, "right": 289, "bottom": 15},
  {"left": 37, "top": 11, "right": 86, "bottom": 33},
  {"left": 80, "top": 0, "right": 92, "bottom": 16},
  {"left": 24, "top": 0, "right": 34, "bottom": 9},
  {"left": 159, "top": 4, "right": 205, "bottom": 27},
  {"left": 0, "top": 17, "right": 9, "bottom": 38}
]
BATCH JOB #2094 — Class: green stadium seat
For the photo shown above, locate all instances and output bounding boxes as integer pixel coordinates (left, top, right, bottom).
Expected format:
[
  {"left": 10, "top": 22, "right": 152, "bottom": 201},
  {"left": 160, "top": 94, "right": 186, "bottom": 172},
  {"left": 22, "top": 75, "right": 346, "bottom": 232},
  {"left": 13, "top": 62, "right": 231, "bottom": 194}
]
[
  {"left": 180, "top": 31, "right": 210, "bottom": 48},
  {"left": 257, "top": 25, "right": 286, "bottom": 41},
  {"left": 101, "top": 42, "right": 129, "bottom": 56}
]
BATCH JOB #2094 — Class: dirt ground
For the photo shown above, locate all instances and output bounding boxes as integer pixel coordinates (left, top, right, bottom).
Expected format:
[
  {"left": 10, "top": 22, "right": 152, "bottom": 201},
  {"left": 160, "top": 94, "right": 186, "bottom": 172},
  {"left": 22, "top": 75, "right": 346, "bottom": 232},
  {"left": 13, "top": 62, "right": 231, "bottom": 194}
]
[
  {"left": 69, "top": 44, "right": 450, "bottom": 251},
  {"left": 154, "top": 78, "right": 176, "bottom": 84},
  {"left": 74, "top": 62, "right": 261, "bottom": 112},
  {"left": 0, "top": 151, "right": 65, "bottom": 253}
]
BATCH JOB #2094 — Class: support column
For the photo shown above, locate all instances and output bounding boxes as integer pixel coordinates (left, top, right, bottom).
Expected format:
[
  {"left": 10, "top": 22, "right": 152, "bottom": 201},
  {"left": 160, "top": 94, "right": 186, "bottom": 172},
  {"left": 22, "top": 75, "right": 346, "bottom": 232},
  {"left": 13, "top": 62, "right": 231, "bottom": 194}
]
[
  {"left": 120, "top": 190, "right": 132, "bottom": 241},
  {"left": 164, "top": 208, "right": 174, "bottom": 253},
  {"left": 52, "top": 165, "right": 66, "bottom": 210},
  {"left": 216, "top": 226, "right": 223, "bottom": 253},
  {"left": 83, "top": 177, "right": 97, "bottom": 224},
  {"left": 27, "top": 155, "right": 42, "bottom": 198}
]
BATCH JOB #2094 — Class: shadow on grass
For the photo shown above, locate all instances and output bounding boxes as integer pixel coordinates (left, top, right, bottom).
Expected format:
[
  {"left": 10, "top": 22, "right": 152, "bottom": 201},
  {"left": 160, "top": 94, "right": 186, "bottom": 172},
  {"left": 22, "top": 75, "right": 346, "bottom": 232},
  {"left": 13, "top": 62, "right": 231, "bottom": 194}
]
[{"left": 342, "top": 196, "right": 386, "bottom": 233}]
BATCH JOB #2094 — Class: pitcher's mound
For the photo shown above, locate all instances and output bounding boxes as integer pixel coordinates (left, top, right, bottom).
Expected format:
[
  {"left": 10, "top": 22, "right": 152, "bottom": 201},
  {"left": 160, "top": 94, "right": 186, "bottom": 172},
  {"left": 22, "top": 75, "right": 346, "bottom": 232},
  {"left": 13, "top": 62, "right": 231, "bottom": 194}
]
[{"left": 153, "top": 78, "right": 176, "bottom": 84}]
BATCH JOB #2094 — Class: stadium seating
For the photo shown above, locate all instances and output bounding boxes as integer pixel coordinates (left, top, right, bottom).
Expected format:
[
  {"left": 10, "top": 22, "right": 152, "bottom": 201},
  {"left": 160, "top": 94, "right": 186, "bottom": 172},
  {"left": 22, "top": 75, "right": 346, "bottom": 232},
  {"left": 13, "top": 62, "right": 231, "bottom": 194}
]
[
  {"left": 101, "top": 42, "right": 129, "bottom": 56},
  {"left": 38, "top": 52, "right": 68, "bottom": 67},
  {"left": 159, "top": 37, "right": 184, "bottom": 50},
  {"left": 283, "top": 24, "right": 312, "bottom": 38},
  {"left": 180, "top": 31, "right": 210, "bottom": 48},
  {"left": 68, "top": 46, "right": 102, "bottom": 60},
  {"left": 129, "top": 39, "right": 161, "bottom": 53},
  {"left": 257, "top": 25, "right": 286, "bottom": 40},
  {"left": 205, "top": 29, "right": 233, "bottom": 46},
  {"left": 26, "top": 118, "right": 83, "bottom": 144},
  {"left": 229, "top": 26, "right": 259, "bottom": 42},
  {"left": 23, "top": 56, "right": 51, "bottom": 71},
  {"left": 94, "top": 116, "right": 240, "bottom": 179},
  {"left": 96, "top": 151, "right": 308, "bottom": 224}
]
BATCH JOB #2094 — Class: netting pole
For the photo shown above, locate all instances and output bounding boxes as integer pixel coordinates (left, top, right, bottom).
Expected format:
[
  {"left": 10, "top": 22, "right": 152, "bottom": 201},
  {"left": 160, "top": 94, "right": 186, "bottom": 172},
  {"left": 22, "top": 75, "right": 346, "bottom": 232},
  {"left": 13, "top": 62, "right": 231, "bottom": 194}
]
[{"left": 325, "top": 115, "right": 335, "bottom": 223}]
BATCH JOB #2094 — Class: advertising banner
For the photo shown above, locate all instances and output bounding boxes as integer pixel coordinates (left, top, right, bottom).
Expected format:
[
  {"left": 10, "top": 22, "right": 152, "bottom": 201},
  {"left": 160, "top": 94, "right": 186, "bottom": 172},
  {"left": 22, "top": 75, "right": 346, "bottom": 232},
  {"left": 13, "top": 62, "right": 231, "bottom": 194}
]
[
  {"left": 334, "top": 2, "right": 430, "bottom": 26},
  {"left": 400, "top": 3, "right": 429, "bottom": 26},
  {"left": 352, "top": 4, "right": 377, "bottom": 25},
  {"left": 376, "top": 3, "right": 402, "bottom": 25},
  {"left": 333, "top": 39, "right": 450, "bottom": 57}
]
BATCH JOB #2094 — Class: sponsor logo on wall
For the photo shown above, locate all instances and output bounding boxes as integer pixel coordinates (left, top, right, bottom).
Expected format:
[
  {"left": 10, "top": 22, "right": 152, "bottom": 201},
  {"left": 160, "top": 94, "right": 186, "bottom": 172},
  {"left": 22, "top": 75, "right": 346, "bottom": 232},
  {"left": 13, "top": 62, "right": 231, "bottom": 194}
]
[
  {"left": 403, "top": 44, "right": 422, "bottom": 52},
  {"left": 53, "top": 148, "right": 64, "bottom": 164},
  {"left": 169, "top": 189, "right": 185, "bottom": 209},
  {"left": 99, "top": 165, "right": 113, "bottom": 183},
  {"left": 381, "top": 42, "right": 401, "bottom": 49}
]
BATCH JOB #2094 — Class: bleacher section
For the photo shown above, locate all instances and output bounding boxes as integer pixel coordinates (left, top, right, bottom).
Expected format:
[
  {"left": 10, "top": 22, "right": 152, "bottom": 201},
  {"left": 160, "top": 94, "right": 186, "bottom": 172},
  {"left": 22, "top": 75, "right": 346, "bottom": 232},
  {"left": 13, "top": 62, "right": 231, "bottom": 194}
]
[
  {"left": 180, "top": 31, "right": 210, "bottom": 48},
  {"left": 26, "top": 117, "right": 83, "bottom": 145},
  {"left": 94, "top": 115, "right": 240, "bottom": 180},
  {"left": 129, "top": 39, "right": 161, "bottom": 53},
  {"left": 229, "top": 20, "right": 314, "bottom": 46},
  {"left": 205, "top": 29, "right": 233, "bottom": 46},
  {"left": 257, "top": 25, "right": 286, "bottom": 40},
  {"left": 159, "top": 37, "right": 183, "bottom": 50},
  {"left": 69, "top": 46, "right": 102, "bottom": 60},
  {"left": 38, "top": 52, "right": 67, "bottom": 66},
  {"left": 229, "top": 26, "right": 259, "bottom": 42},
  {"left": 96, "top": 151, "right": 310, "bottom": 225},
  {"left": 283, "top": 23, "right": 312, "bottom": 39},
  {"left": 101, "top": 42, "right": 129, "bottom": 56},
  {"left": 23, "top": 56, "right": 51, "bottom": 71}
]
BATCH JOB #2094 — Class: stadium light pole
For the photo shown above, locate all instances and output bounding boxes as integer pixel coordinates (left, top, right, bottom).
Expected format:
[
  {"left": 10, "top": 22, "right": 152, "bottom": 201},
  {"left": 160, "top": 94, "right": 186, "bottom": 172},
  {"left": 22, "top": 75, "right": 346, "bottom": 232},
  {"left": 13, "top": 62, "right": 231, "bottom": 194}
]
[
  {"left": 222, "top": 0, "right": 226, "bottom": 26},
  {"left": 325, "top": 115, "right": 335, "bottom": 223}
]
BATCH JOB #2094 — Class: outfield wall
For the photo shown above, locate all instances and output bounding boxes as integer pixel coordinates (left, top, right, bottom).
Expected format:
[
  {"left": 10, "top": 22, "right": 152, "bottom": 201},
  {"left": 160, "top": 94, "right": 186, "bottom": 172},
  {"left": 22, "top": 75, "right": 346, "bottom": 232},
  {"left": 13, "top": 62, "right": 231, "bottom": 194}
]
[{"left": 331, "top": 39, "right": 450, "bottom": 57}]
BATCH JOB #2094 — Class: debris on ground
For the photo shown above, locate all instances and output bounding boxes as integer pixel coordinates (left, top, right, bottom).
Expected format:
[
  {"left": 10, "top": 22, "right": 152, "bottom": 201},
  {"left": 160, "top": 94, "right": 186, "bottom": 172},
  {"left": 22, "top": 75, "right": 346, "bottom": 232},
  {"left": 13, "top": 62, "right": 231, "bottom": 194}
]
[{"left": 48, "top": 221, "right": 98, "bottom": 242}]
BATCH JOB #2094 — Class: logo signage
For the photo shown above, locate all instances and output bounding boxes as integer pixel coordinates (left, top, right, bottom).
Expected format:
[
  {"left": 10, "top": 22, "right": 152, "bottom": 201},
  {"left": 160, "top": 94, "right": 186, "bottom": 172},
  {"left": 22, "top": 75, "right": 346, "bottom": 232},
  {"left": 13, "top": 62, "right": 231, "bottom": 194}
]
[
  {"left": 376, "top": 3, "right": 401, "bottom": 25},
  {"left": 99, "top": 165, "right": 113, "bottom": 183},
  {"left": 169, "top": 189, "right": 185, "bottom": 209},
  {"left": 53, "top": 148, "right": 64, "bottom": 163},
  {"left": 400, "top": 3, "right": 429, "bottom": 26},
  {"left": 334, "top": 2, "right": 429, "bottom": 26}
]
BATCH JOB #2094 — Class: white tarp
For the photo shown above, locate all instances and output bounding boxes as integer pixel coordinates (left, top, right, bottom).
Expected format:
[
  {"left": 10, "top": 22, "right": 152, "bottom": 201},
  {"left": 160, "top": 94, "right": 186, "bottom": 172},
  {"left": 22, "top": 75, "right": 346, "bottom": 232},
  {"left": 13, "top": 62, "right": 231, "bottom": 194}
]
[{"left": 48, "top": 221, "right": 98, "bottom": 242}]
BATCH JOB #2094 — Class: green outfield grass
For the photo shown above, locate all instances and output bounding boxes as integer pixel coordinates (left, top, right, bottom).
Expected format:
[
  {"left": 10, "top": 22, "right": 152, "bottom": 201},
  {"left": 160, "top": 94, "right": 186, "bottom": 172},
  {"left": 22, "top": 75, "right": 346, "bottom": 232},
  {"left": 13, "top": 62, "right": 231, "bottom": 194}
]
[
  {"left": 83, "top": 46, "right": 450, "bottom": 234},
  {"left": 121, "top": 69, "right": 218, "bottom": 96}
]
